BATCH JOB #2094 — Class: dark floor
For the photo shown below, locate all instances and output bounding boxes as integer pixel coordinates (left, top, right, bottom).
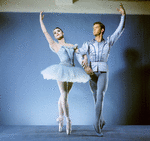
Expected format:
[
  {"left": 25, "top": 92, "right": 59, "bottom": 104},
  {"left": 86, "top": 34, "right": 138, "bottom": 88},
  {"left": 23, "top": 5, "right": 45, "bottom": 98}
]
[{"left": 0, "top": 125, "right": 150, "bottom": 141}]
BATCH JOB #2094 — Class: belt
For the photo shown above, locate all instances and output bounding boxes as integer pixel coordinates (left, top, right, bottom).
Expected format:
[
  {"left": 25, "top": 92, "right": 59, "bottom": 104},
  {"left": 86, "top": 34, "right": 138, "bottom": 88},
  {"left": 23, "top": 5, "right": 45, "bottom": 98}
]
[
  {"left": 91, "top": 62, "right": 107, "bottom": 66},
  {"left": 91, "top": 62, "right": 108, "bottom": 72}
]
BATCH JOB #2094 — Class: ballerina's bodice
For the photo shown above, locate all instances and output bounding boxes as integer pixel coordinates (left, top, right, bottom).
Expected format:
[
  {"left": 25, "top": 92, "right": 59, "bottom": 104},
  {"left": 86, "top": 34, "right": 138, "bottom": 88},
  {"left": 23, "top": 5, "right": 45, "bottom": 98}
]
[
  {"left": 57, "top": 46, "right": 75, "bottom": 67},
  {"left": 50, "top": 44, "right": 78, "bottom": 67}
]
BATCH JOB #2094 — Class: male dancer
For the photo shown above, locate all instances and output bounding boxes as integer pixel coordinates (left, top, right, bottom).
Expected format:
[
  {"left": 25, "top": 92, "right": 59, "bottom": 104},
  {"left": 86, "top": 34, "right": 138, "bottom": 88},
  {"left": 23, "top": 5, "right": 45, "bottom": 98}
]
[{"left": 76, "top": 4, "right": 126, "bottom": 136}]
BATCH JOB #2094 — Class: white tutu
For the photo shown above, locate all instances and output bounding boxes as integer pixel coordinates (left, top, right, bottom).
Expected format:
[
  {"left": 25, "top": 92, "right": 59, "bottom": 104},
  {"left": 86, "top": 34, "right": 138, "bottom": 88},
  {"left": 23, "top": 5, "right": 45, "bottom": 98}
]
[
  {"left": 41, "top": 63, "right": 90, "bottom": 83},
  {"left": 41, "top": 44, "right": 90, "bottom": 83}
]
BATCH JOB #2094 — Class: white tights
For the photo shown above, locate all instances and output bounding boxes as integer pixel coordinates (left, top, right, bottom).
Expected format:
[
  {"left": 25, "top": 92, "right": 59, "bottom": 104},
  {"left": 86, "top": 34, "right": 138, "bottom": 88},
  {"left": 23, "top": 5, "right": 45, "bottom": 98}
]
[{"left": 57, "top": 81, "right": 73, "bottom": 121}]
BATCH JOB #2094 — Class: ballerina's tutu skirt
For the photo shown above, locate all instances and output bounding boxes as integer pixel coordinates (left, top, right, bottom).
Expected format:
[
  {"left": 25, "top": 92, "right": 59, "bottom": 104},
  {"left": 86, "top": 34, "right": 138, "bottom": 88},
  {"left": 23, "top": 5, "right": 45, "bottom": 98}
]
[
  {"left": 41, "top": 63, "right": 90, "bottom": 83},
  {"left": 41, "top": 44, "right": 90, "bottom": 83}
]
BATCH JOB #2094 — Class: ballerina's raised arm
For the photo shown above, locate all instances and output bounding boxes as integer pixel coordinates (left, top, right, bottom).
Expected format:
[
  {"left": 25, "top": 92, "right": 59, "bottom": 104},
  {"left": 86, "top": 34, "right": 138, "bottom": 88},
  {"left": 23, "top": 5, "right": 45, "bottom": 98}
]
[{"left": 39, "top": 11, "right": 58, "bottom": 52}]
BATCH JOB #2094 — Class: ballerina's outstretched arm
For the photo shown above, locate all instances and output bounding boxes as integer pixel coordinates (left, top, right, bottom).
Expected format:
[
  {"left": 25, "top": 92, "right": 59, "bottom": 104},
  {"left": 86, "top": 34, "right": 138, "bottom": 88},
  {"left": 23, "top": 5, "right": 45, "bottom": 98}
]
[{"left": 39, "top": 11, "right": 57, "bottom": 50}]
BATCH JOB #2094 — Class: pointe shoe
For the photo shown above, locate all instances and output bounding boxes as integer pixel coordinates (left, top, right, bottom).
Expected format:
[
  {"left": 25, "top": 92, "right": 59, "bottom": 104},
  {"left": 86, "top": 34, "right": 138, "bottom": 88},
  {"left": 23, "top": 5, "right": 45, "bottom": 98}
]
[
  {"left": 56, "top": 117, "right": 64, "bottom": 132},
  {"left": 66, "top": 119, "right": 72, "bottom": 135}
]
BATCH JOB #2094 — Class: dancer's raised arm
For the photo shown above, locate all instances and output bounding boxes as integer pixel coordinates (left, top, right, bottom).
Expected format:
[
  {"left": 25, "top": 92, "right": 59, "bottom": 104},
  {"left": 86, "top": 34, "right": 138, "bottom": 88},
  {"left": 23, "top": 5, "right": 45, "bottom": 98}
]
[
  {"left": 109, "top": 4, "right": 126, "bottom": 46},
  {"left": 39, "top": 11, "right": 57, "bottom": 49}
]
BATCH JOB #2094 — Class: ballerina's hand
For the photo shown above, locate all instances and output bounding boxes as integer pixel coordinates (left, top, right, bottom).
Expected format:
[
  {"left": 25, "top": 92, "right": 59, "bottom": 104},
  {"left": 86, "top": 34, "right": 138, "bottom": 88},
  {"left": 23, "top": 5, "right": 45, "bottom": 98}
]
[
  {"left": 40, "top": 11, "right": 45, "bottom": 20},
  {"left": 116, "top": 3, "right": 126, "bottom": 16}
]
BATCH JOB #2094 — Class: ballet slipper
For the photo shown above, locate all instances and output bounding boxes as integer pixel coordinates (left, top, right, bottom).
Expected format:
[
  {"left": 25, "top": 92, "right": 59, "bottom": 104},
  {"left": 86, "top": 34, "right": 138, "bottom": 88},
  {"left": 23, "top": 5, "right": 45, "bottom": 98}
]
[
  {"left": 66, "top": 118, "right": 72, "bottom": 135},
  {"left": 56, "top": 117, "right": 64, "bottom": 132}
]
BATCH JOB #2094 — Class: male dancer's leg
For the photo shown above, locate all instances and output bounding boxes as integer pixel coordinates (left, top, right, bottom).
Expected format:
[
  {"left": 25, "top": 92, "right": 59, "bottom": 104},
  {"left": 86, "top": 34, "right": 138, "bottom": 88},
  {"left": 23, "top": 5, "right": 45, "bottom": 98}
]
[
  {"left": 90, "top": 72, "right": 107, "bottom": 133},
  {"left": 96, "top": 72, "right": 107, "bottom": 130},
  {"left": 89, "top": 73, "right": 98, "bottom": 104}
]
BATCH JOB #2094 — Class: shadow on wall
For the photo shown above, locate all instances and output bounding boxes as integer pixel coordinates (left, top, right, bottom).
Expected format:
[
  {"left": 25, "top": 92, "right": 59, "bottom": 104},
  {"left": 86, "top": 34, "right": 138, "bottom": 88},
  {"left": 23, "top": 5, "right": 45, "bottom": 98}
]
[
  {"left": 0, "top": 13, "right": 9, "bottom": 125},
  {"left": 124, "top": 48, "right": 150, "bottom": 125},
  {"left": 122, "top": 48, "right": 142, "bottom": 125},
  {"left": 108, "top": 48, "right": 150, "bottom": 125}
]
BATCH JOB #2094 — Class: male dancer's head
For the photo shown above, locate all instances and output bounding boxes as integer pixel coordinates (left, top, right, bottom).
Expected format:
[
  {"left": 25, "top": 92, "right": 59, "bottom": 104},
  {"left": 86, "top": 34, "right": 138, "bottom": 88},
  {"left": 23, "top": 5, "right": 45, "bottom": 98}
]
[{"left": 93, "top": 22, "right": 105, "bottom": 37}]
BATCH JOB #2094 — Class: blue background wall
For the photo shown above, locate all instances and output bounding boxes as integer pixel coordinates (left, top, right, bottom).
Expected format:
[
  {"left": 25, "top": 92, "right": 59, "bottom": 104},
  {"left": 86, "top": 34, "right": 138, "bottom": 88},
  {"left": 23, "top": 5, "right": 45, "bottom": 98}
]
[{"left": 0, "top": 12, "right": 150, "bottom": 125}]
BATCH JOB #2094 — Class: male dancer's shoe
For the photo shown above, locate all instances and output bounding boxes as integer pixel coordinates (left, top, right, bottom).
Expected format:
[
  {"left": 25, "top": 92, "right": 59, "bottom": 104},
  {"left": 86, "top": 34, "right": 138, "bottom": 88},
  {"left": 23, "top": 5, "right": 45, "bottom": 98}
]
[{"left": 93, "top": 125, "right": 103, "bottom": 137}]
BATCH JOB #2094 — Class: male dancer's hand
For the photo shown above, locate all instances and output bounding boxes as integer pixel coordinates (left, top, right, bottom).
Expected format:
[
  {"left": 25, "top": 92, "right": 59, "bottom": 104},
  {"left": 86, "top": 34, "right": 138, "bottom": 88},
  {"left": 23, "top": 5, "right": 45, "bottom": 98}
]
[
  {"left": 82, "top": 55, "right": 88, "bottom": 68},
  {"left": 116, "top": 3, "right": 126, "bottom": 16},
  {"left": 82, "top": 55, "right": 94, "bottom": 75}
]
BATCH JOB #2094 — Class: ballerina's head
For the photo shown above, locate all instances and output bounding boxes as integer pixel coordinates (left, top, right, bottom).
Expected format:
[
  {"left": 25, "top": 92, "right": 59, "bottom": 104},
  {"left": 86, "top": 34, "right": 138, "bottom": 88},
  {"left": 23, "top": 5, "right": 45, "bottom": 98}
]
[{"left": 53, "top": 27, "right": 64, "bottom": 40}]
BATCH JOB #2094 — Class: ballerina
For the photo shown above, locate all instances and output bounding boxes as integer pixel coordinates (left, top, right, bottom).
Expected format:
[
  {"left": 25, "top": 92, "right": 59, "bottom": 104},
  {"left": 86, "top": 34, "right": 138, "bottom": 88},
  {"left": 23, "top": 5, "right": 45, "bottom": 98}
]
[{"left": 39, "top": 11, "right": 90, "bottom": 135}]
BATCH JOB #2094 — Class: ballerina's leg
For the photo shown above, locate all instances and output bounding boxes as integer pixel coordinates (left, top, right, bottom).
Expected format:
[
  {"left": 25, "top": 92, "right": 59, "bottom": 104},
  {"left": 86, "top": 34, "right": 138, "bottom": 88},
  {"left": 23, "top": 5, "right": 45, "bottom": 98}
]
[{"left": 57, "top": 81, "right": 73, "bottom": 134}]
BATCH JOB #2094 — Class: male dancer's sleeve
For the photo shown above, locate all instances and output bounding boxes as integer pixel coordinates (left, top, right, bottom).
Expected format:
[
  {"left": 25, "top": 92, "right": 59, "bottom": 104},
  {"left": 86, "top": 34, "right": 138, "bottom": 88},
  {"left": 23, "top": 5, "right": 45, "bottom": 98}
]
[
  {"left": 75, "top": 42, "right": 89, "bottom": 65},
  {"left": 108, "top": 15, "right": 126, "bottom": 47}
]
